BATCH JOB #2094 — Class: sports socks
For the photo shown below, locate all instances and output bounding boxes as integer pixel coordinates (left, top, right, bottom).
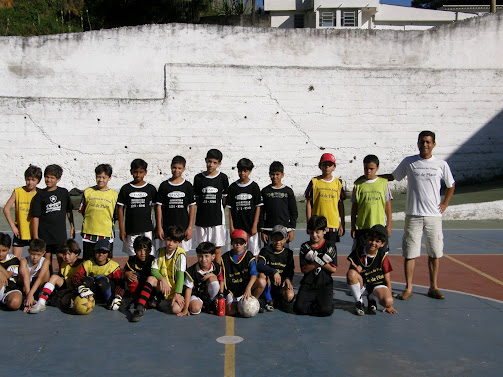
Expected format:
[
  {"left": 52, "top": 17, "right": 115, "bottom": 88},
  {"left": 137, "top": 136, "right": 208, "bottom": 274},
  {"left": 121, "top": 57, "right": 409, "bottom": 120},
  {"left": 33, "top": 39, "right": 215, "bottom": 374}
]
[
  {"left": 208, "top": 281, "right": 220, "bottom": 300},
  {"left": 137, "top": 282, "right": 154, "bottom": 309},
  {"left": 262, "top": 282, "right": 272, "bottom": 301},
  {"left": 349, "top": 283, "right": 363, "bottom": 303},
  {"left": 38, "top": 282, "right": 55, "bottom": 305}
]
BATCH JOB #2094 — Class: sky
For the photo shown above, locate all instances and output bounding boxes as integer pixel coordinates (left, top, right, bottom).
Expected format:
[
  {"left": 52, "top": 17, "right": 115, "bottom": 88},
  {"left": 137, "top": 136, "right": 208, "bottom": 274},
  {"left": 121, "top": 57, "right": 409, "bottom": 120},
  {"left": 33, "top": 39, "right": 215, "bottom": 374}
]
[{"left": 381, "top": 0, "right": 412, "bottom": 6}]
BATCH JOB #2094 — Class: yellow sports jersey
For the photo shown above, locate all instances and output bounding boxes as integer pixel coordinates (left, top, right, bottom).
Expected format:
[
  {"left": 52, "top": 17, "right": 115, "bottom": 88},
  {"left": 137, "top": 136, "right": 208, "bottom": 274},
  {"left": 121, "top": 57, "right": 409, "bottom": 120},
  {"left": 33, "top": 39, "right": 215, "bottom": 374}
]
[
  {"left": 80, "top": 187, "right": 118, "bottom": 237},
  {"left": 311, "top": 177, "right": 343, "bottom": 229},
  {"left": 153, "top": 246, "right": 186, "bottom": 299},
  {"left": 82, "top": 258, "right": 120, "bottom": 277},
  {"left": 59, "top": 259, "right": 83, "bottom": 290},
  {"left": 14, "top": 187, "right": 38, "bottom": 240},
  {"left": 354, "top": 177, "right": 388, "bottom": 230}
]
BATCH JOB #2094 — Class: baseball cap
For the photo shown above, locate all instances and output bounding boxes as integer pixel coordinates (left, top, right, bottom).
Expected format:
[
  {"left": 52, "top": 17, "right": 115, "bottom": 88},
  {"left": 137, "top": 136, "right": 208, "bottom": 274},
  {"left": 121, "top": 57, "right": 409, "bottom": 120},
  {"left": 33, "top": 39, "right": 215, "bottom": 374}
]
[
  {"left": 271, "top": 225, "right": 288, "bottom": 239},
  {"left": 230, "top": 229, "right": 248, "bottom": 242},
  {"left": 320, "top": 153, "right": 336, "bottom": 164},
  {"left": 371, "top": 224, "right": 387, "bottom": 240},
  {"left": 94, "top": 239, "right": 111, "bottom": 252}
]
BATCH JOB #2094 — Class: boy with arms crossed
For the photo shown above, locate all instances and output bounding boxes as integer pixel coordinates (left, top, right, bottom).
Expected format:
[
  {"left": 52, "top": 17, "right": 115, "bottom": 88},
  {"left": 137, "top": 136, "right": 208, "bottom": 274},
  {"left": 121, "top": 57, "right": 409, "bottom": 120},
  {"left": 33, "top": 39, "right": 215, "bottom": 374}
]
[
  {"left": 178, "top": 241, "right": 222, "bottom": 316},
  {"left": 304, "top": 153, "right": 345, "bottom": 243},
  {"left": 347, "top": 225, "right": 397, "bottom": 315},
  {"left": 3, "top": 165, "right": 42, "bottom": 258},
  {"left": 260, "top": 161, "right": 298, "bottom": 244},
  {"left": 19, "top": 239, "right": 50, "bottom": 312},
  {"left": 220, "top": 229, "right": 265, "bottom": 316},
  {"left": 294, "top": 216, "right": 337, "bottom": 317},
  {"left": 131, "top": 225, "right": 187, "bottom": 321},
  {"left": 79, "top": 164, "right": 118, "bottom": 260},
  {"left": 156, "top": 155, "right": 195, "bottom": 252},
  {"left": 193, "top": 149, "right": 229, "bottom": 264},
  {"left": 29, "top": 239, "right": 83, "bottom": 313},
  {"left": 0, "top": 233, "right": 23, "bottom": 311},
  {"left": 30, "top": 164, "right": 75, "bottom": 267},
  {"left": 351, "top": 155, "right": 392, "bottom": 251},
  {"left": 227, "top": 158, "right": 262, "bottom": 256},
  {"left": 118, "top": 159, "right": 157, "bottom": 256}
]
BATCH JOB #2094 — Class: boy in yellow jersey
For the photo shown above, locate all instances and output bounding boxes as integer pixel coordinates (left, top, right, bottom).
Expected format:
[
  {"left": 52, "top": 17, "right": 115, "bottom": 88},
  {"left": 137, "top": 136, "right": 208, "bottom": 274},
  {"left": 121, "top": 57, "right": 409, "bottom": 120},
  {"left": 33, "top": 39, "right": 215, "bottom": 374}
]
[
  {"left": 28, "top": 239, "right": 83, "bottom": 313},
  {"left": 71, "top": 240, "right": 124, "bottom": 310},
  {"left": 79, "top": 164, "right": 118, "bottom": 260},
  {"left": 3, "top": 165, "right": 42, "bottom": 258},
  {"left": 131, "top": 225, "right": 187, "bottom": 321},
  {"left": 351, "top": 155, "right": 392, "bottom": 252},
  {"left": 304, "top": 153, "right": 345, "bottom": 243}
]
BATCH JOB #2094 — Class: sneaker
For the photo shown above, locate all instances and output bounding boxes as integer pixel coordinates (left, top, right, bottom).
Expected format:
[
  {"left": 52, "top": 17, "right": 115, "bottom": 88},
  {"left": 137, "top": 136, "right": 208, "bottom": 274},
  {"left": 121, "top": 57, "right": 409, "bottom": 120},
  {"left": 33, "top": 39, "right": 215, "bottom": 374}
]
[
  {"left": 355, "top": 301, "right": 365, "bottom": 316},
  {"left": 131, "top": 309, "right": 144, "bottom": 322},
  {"left": 28, "top": 301, "right": 46, "bottom": 314},
  {"left": 368, "top": 299, "right": 377, "bottom": 315},
  {"left": 265, "top": 300, "right": 274, "bottom": 312}
]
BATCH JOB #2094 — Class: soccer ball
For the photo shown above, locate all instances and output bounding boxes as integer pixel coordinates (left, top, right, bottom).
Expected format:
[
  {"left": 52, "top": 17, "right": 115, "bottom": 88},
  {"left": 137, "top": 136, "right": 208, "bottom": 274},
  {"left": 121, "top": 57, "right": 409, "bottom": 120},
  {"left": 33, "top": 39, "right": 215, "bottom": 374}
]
[
  {"left": 238, "top": 297, "right": 260, "bottom": 318},
  {"left": 74, "top": 295, "right": 95, "bottom": 315}
]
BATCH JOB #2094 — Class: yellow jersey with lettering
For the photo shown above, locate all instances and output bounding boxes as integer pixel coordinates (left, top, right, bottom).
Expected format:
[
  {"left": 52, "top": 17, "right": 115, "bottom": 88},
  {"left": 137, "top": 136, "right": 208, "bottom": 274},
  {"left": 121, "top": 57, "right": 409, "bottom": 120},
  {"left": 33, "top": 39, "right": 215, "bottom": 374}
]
[
  {"left": 153, "top": 246, "right": 186, "bottom": 299},
  {"left": 310, "top": 177, "right": 342, "bottom": 229},
  {"left": 80, "top": 187, "right": 118, "bottom": 237},
  {"left": 82, "top": 258, "right": 121, "bottom": 278},
  {"left": 354, "top": 177, "right": 389, "bottom": 230},
  {"left": 59, "top": 259, "right": 83, "bottom": 290},
  {"left": 14, "top": 187, "right": 38, "bottom": 240}
]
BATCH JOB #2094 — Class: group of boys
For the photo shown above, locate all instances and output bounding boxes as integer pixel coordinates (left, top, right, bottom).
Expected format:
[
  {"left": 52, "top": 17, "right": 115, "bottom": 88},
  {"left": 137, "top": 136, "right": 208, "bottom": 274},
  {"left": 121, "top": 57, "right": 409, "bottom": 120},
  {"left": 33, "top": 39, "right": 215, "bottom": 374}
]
[{"left": 1, "top": 130, "right": 455, "bottom": 318}]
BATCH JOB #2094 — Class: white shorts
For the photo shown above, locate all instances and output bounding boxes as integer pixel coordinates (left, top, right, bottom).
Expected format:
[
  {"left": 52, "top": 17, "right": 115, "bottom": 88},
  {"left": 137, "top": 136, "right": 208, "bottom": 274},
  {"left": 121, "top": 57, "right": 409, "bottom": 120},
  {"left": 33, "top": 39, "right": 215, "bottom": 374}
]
[
  {"left": 0, "top": 286, "right": 21, "bottom": 304},
  {"left": 247, "top": 233, "right": 261, "bottom": 256},
  {"left": 403, "top": 215, "right": 444, "bottom": 259},
  {"left": 189, "top": 296, "right": 203, "bottom": 315},
  {"left": 122, "top": 231, "right": 155, "bottom": 256},
  {"left": 195, "top": 225, "right": 226, "bottom": 248}
]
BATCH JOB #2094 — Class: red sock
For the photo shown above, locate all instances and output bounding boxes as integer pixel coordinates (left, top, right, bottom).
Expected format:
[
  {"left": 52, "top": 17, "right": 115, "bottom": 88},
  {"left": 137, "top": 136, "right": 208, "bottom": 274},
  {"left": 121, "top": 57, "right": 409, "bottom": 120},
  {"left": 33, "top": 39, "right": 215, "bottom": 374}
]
[{"left": 137, "top": 282, "right": 153, "bottom": 308}]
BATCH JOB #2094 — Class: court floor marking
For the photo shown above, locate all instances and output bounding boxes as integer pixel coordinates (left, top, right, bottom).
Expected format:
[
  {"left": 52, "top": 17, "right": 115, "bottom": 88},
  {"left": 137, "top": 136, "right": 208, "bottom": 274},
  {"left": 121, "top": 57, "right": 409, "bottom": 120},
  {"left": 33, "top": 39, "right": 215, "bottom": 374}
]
[
  {"left": 444, "top": 254, "right": 503, "bottom": 286},
  {"left": 224, "top": 316, "right": 235, "bottom": 377}
]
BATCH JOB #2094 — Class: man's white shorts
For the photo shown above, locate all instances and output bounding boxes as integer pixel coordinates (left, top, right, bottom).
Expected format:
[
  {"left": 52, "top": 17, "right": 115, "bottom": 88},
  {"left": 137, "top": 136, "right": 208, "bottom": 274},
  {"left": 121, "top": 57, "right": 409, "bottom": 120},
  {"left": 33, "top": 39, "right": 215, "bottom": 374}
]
[
  {"left": 122, "top": 231, "right": 155, "bottom": 256},
  {"left": 195, "top": 225, "right": 226, "bottom": 248},
  {"left": 402, "top": 215, "right": 443, "bottom": 259}
]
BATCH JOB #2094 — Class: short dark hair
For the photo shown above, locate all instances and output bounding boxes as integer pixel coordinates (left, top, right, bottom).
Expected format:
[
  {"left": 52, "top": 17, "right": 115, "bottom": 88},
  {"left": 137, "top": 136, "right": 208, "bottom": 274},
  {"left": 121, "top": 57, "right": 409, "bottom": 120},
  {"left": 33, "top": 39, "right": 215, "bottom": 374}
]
[
  {"left": 269, "top": 161, "right": 284, "bottom": 174},
  {"left": 164, "top": 225, "right": 185, "bottom": 243},
  {"left": 58, "top": 239, "right": 81, "bottom": 256},
  {"left": 366, "top": 230, "right": 386, "bottom": 244},
  {"left": 363, "top": 155, "right": 379, "bottom": 167},
  {"left": 307, "top": 215, "right": 327, "bottom": 231},
  {"left": 206, "top": 149, "right": 223, "bottom": 162},
  {"left": 131, "top": 158, "right": 148, "bottom": 171},
  {"left": 196, "top": 242, "right": 216, "bottom": 255},
  {"left": 44, "top": 164, "right": 63, "bottom": 179},
  {"left": 25, "top": 165, "right": 42, "bottom": 181},
  {"left": 418, "top": 130, "right": 436, "bottom": 142},
  {"left": 133, "top": 235, "right": 152, "bottom": 252},
  {"left": 0, "top": 233, "right": 12, "bottom": 248},
  {"left": 29, "top": 239, "right": 46, "bottom": 253},
  {"left": 237, "top": 158, "right": 254, "bottom": 171},
  {"left": 171, "top": 155, "right": 186, "bottom": 167},
  {"left": 95, "top": 164, "right": 113, "bottom": 177}
]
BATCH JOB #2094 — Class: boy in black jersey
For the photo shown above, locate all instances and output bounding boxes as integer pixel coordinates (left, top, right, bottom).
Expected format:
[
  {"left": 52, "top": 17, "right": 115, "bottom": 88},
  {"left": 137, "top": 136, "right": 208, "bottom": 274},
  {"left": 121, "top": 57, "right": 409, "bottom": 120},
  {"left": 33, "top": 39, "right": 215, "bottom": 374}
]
[
  {"left": 260, "top": 161, "right": 298, "bottom": 245},
  {"left": 347, "top": 225, "right": 397, "bottom": 315},
  {"left": 193, "top": 149, "right": 229, "bottom": 264},
  {"left": 0, "top": 233, "right": 23, "bottom": 311},
  {"left": 294, "top": 216, "right": 337, "bottom": 317},
  {"left": 227, "top": 158, "right": 262, "bottom": 256},
  {"left": 118, "top": 159, "right": 157, "bottom": 257},
  {"left": 220, "top": 229, "right": 265, "bottom": 316},
  {"left": 156, "top": 155, "right": 195, "bottom": 252},
  {"left": 124, "top": 236, "right": 154, "bottom": 312},
  {"left": 179, "top": 242, "right": 222, "bottom": 316},
  {"left": 257, "top": 225, "right": 295, "bottom": 312}
]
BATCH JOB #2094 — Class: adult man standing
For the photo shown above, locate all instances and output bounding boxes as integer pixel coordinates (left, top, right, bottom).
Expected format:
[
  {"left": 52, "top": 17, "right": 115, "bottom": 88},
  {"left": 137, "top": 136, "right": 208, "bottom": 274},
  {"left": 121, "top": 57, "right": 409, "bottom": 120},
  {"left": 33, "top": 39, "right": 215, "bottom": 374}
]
[{"left": 385, "top": 131, "right": 455, "bottom": 300}]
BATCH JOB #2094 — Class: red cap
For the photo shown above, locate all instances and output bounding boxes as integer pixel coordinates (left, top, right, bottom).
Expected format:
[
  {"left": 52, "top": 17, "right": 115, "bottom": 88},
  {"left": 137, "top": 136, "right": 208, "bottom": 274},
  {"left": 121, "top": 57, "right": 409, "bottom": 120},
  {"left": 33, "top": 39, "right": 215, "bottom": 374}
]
[
  {"left": 230, "top": 229, "right": 248, "bottom": 242},
  {"left": 320, "top": 153, "right": 336, "bottom": 164}
]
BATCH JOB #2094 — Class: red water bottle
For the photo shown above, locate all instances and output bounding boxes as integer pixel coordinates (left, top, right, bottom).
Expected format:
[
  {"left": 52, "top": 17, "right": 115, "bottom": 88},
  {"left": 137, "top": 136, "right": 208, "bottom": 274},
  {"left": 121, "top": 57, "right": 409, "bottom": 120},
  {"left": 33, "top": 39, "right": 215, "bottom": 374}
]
[{"left": 217, "top": 297, "right": 226, "bottom": 316}]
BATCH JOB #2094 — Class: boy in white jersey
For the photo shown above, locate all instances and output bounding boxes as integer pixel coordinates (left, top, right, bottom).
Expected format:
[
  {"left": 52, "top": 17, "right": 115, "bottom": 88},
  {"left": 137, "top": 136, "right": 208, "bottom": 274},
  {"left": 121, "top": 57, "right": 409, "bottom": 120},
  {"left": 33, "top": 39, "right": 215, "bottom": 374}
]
[{"left": 18, "top": 239, "right": 50, "bottom": 312}]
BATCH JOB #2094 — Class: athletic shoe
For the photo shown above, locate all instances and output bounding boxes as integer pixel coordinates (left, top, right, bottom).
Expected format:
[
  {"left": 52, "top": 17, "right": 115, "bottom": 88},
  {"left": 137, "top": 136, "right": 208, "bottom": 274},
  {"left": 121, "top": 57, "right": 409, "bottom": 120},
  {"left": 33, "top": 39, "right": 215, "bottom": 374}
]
[
  {"left": 28, "top": 301, "right": 46, "bottom": 314},
  {"left": 265, "top": 300, "right": 274, "bottom": 312},
  {"left": 427, "top": 288, "right": 445, "bottom": 300},
  {"left": 355, "top": 301, "right": 365, "bottom": 316},
  {"left": 131, "top": 309, "right": 144, "bottom": 322},
  {"left": 368, "top": 299, "right": 377, "bottom": 314}
]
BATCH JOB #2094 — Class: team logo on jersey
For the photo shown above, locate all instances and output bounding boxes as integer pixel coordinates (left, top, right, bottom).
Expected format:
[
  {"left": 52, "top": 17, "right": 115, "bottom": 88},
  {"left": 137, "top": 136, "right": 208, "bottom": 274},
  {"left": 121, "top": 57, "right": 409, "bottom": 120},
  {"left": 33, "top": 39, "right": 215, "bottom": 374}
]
[
  {"left": 168, "top": 191, "right": 185, "bottom": 199},
  {"left": 46, "top": 195, "right": 62, "bottom": 213},
  {"left": 129, "top": 192, "right": 148, "bottom": 198},
  {"left": 50, "top": 195, "right": 57, "bottom": 203},
  {"left": 236, "top": 193, "right": 252, "bottom": 201},
  {"left": 202, "top": 187, "right": 218, "bottom": 194}
]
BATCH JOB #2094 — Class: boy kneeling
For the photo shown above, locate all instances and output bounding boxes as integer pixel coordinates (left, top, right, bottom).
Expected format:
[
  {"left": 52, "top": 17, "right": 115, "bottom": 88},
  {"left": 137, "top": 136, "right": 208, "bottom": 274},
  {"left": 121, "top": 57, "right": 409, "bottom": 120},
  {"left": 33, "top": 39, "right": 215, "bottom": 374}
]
[{"left": 347, "top": 225, "right": 397, "bottom": 315}]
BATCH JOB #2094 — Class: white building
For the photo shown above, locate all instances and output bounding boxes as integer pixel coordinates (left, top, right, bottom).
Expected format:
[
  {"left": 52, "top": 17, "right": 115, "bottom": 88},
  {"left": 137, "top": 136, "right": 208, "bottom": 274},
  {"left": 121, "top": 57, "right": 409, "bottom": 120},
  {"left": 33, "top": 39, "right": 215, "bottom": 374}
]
[{"left": 264, "top": 0, "right": 476, "bottom": 30}]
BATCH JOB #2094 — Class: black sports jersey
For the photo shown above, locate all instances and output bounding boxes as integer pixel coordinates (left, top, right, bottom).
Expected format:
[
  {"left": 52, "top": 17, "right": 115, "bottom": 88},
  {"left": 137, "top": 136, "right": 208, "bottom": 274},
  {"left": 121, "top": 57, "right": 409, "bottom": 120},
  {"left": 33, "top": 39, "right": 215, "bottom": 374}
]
[
  {"left": 185, "top": 262, "right": 221, "bottom": 303},
  {"left": 30, "top": 187, "right": 73, "bottom": 245},
  {"left": 117, "top": 182, "right": 157, "bottom": 234},
  {"left": 157, "top": 179, "right": 195, "bottom": 230},
  {"left": 257, "top": 246, "right": 294, "bottom": 281},
  {"left": 0, "top": 254, "right": 20, "bottom": 283},
  {"left": 124, "top": 255, "right": 155, "bottom": 281},
  {"left": 299, "top": 240, "right": 337, "bottom": 289},
  {"left": 260, "top": 184, "right": 298, "bottom": 229},
  {"left": 347, "top": 247, "right": 389, "bottom": 291},
  {"left": 221, "top": 250, "right": 255, "bottom": 297},
  {"left": 193, "top": 172, "right": 229, "bottom": 227},
  {"left": 227, "top": 180, "right": 262, "bottom": 234}
]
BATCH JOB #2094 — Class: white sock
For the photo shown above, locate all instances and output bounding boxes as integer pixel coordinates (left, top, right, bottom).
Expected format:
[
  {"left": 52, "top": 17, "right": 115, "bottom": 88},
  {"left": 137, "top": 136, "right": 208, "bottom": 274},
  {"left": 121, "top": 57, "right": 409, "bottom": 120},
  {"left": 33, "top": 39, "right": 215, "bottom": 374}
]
[
  {"left": 39, "top": 282, "right": 55, "bottom": 305},
  {"left": 349, "top": 283, "right": 362, "bottom": 303},
  {"left": 208, "top": 281, "right": 220, "bottom": 300}
]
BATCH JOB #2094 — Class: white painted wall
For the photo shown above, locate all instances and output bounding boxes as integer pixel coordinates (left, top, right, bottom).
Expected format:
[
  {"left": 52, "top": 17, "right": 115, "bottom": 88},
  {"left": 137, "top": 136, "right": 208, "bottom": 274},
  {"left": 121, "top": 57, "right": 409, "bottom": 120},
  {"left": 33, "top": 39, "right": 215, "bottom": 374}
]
[{"left": 0, "top": 13, "right": 502, "bottom": 203}]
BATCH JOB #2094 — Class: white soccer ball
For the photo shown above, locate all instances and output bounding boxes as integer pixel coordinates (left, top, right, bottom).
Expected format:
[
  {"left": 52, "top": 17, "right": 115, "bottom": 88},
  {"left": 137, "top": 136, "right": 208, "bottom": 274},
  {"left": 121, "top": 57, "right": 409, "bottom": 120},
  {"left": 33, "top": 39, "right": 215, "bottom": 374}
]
[{"left": 238, "top": 296, "right": 260, "bottom": 318}]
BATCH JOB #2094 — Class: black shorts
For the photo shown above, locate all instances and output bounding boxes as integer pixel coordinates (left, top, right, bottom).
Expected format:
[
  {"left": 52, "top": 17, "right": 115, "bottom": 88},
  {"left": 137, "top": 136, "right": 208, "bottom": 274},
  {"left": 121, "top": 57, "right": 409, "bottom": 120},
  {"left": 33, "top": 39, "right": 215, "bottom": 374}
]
[
  {"left": 12, "top": 236, "right": 30, "bottom": 248},
  {"left": 324, "top": 230, "right": 340, "bottom": 243}
]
